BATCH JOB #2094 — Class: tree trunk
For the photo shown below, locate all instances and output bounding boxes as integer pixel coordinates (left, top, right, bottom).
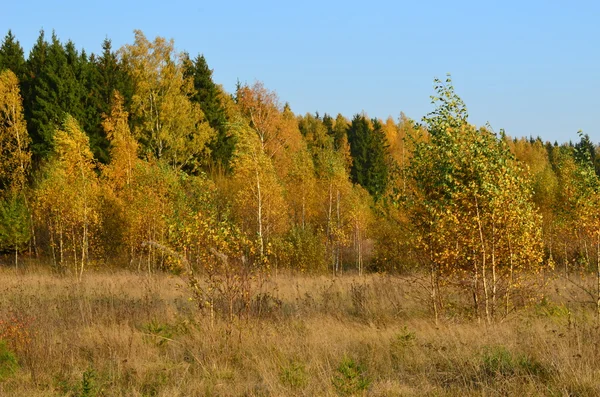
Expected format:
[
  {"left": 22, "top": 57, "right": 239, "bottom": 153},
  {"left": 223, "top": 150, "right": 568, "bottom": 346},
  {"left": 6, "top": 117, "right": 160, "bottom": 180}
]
[
  {"left": 336, "top": 189, "right": 341, "bottom": 275},
  {"left": 474, "top": 195, "right": 489, "bottom": 324},
  {"left": 256, "top": 167, "right": 264, "bottom": 258},
  {"left": 505, "top": 238, "right": 514, "bottom": 317},
  {"left": 596, "top": 229, "right": 600, "bottom": 324}
]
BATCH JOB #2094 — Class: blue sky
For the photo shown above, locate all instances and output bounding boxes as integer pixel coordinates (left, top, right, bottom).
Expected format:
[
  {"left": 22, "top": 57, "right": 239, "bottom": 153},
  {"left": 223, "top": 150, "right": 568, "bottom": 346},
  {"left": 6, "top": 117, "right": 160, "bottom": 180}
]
[{"left": 3, "top": 0, "right": 599, "bottom": 143}]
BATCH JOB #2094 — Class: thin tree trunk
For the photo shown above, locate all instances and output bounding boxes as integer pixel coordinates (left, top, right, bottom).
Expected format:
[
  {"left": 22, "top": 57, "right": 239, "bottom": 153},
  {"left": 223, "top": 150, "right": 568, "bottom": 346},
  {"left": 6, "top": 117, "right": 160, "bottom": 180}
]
[
  {"left": 491, "top": 223, "right": 497, "bottom": 320},
  {"left": 336, "top": 189, "right": 341, "bottom": 275},
  {"left": 327, "top": 182, "right": 334, "bottom": 276},
  {"left": 564, "top": 241, "right": 568, "bottom": 279},
  {"left": 505, "top": 238, "right": 514, "bottom": 317},
  {"left": 596, "top": 229, "right": 600, "bottom": 323},
  {"left": 256, "top": 166, "right": 264, "bottom": 258},
  {"left": 430, "top": 258, "right": 439, "bottom": 325},
  {"left": 474, "top": 196, "right": 489, "bottom": 324},
  {"left": 59, "top": 223, "right": 64, "bottom": 271}
]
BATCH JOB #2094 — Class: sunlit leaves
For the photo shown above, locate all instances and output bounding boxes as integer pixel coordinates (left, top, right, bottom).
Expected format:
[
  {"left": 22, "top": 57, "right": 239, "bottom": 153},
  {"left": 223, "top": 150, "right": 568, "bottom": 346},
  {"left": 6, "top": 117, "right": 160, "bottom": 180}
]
[
  {"left": 407, "top": 76, "right": 544, "bottom": 322},
  {"left": 120, "top": 30, "right": 214, "bottom": 171},
  {"left": 0, "top": 70, "right": 30, "bottom": 193}
]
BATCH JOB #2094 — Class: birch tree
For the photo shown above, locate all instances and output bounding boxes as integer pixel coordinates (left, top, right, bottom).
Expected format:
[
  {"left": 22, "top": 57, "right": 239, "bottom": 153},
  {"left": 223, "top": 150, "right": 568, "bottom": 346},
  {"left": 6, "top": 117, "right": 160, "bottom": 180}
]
[
  {"left": 120, "top": 30, "right": 214, "bottom": 171},
  {"left": 35, "top": 115, "right": 99, "bottom": 278},
  {"left": 231, "top": 119, "right": 287, "bottom": 261},
  {"left": 0, "top": 69, "right": 31, "bottom": 266},
  {"left": 407, "top": 76, "right": 543, "bottom": 323}
]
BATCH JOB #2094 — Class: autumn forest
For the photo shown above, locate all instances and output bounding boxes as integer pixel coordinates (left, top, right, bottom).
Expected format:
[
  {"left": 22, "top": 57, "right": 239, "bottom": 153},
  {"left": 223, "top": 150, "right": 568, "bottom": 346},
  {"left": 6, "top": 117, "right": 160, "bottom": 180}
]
[{"left": 1, "top": 29, "right": 600, "bottom": 395}]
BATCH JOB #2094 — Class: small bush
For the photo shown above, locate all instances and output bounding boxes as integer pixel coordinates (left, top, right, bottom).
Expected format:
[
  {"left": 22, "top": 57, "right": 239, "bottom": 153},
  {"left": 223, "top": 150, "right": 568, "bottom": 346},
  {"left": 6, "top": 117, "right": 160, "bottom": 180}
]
[
  {"left": 393, "top": 327, "right": 416, "bottom": 347},
  {"left": 535, "top": 297, "right": 570, "bottom": 319},
  {"left": 142, "top": 320, "right": 174, "bottom": 347},
  {"left": 481, "top": 345, "right": 515, "bottom": 377},
  {"left": 54, "top": 367, "right": 98, "bottom": 397},
  {"left": 279, "top": 361, "right": 308, "bottom": 389},
  {"left": 79, "top": 367, "right": 98, "bottom": 397},
  {"left": 0, "top": 340, "right": 18, "bottom": 381},
  {"left": 479, "top": 345, "right": 550, "bottom": 380},
  {"left": 332, "top": 356, "right": 371, "bottom": 395}
]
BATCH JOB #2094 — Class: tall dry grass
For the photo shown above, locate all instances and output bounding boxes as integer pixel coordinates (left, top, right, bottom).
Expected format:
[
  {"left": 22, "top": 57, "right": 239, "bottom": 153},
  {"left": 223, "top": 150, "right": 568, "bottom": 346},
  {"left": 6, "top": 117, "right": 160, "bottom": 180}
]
[{"left": 0, "top": 265, "right": 598, "bottom": 396}]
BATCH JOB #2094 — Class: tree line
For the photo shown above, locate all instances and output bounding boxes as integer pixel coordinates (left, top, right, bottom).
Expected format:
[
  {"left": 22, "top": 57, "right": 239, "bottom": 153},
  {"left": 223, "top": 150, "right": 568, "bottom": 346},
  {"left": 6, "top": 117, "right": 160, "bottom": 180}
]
[{"left": 1, "top": 29, "right": 600, "bottom": 321}]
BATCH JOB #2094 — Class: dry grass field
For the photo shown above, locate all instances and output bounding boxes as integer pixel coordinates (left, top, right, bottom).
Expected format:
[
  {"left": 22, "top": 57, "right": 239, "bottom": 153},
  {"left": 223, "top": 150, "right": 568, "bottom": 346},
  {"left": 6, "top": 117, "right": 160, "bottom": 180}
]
[{"left": 0, "top": 265, "right": 598, "bottom": 396}]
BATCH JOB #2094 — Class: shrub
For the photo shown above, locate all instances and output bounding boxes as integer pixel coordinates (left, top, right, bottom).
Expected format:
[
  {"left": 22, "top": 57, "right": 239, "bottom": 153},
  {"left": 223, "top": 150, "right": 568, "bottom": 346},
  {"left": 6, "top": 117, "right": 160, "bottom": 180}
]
[
  {"left": 0, "top": 340, "right": 18, "bottom": 381},
  {"left": 332, "top": 356, "right": 371, "bottom": 395},
  {"left": 279, "top": 361, "right": 308, "bottom": 389}
]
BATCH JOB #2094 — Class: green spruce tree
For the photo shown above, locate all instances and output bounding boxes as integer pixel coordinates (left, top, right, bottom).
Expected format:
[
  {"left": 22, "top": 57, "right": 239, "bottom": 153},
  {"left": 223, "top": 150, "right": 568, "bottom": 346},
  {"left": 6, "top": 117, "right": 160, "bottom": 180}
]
[
  {"left": 0, "top": 30, "right": 26, "bottom": 80},
  {"left": 184, "top": 53, "right": 232, "bottom": 169},
  {"left": 347, "top": 115, "right": 390, "bottom": 199}
]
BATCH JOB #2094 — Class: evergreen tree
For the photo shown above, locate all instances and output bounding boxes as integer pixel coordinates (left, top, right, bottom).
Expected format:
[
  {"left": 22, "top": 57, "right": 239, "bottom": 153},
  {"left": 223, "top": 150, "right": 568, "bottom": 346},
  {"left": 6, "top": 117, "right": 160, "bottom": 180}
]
[
  {"left": 322, "top": 113, "right": 334, "bottom": 137},
  {"left": 0, "top": 30, "right": 26, "bottom": 80},
  {"left": 347, "top": 115, "right": 389, "bottom": 198},
  {"left": 574, "top": 133, "right": 600, "bottom": 176},
  {"left": 80, "top": 38, "right": 133, "bottom": 163},
  {"left": 25, "top": 32, "right": 87, "bottom": 159},
  {"left": 79, "top": 50, "right": 107, "bottom": 162},
  {"left": 184, "top": 54, "right": 232, "bottom": 169},
  {"left": 22, "top": 30, "right": 49, "bottom": 159},
  {"left": 96, "top": 38, "right": 133, "bottom": 110}
]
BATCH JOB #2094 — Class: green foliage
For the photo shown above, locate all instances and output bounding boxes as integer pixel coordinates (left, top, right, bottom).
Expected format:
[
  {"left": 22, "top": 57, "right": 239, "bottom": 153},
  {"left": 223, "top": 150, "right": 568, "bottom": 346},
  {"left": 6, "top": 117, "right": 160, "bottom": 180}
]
[
  {"left": 121, "top": 30, "right": 214, "bottom": 172},
  {"left": 479, "top": 345, "right": 549, "bottom": 380},
  {"left": 407, "top": 75, "right": 544, "bottom": 321},
  {"left": 54, "top": 366, "right": 98, "bottom": 397},
  {"left": 480, "top": 345, "right": 514, "bottom": 376},
  {"left": 0, "top": 194, "right": 30, "bottom": 254},
  {"left": 79, "top": 367, "right": 98, "bottom": 397},
  {"left": 0, "top": 339, "right": 18, "bottom": 381},
  {"left": 0, "top": 30, "right": 26, "bottom": 80},
  {"left": 332, "top": 355, "right": 371, "bottom": 395},
  {"left": 24, "top": 32, "right": 89, "bottom": 159},
  {"left": 142, "top": 320, "right": 174, "bottom": 347},
  {"left": 393, "top": 326, "right": 416, "bottom": 347},
  {"left": 274, "top": 226, "right": 328, "bottom": 273},
  {"left": 184, "top": 53, "right": 233, "bottom": 169},
  {"left": 279, "top": 360, "right": 308, "bottom": 389},
  {"left": 535, "top": 296, "right": 571, "bottom": 319},
  {"left": 83, "top": 38, "right": 133, "bottom": 163},
  {"left": 347, "top": 115, "right": 390, "bottom": 199}
]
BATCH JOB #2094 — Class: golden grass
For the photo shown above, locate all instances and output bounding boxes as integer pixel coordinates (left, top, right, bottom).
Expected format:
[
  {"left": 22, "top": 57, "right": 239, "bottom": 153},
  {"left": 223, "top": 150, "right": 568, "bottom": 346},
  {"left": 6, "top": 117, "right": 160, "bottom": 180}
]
[{"left": 0, "top": 267, "right": 598, "bottom": 396}]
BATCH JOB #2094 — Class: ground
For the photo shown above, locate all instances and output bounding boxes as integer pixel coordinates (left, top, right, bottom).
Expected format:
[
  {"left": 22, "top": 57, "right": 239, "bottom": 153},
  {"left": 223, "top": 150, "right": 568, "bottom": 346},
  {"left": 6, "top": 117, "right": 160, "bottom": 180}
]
[{"left": 0, "top": 266, "right": 598, "bottom": 396}]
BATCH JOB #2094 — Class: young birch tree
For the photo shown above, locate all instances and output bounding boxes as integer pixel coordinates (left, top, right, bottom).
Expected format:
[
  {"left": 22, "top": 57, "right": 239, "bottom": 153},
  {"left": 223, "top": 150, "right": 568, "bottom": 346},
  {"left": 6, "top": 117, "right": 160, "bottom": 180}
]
[
  {"left": 0, "top": 69, "right": 31, "bottom": 266},
  {"left": 120, "top": 30, "right": 214, "bottom": 171},
  {"left": 35, "top": 115, "right": 99, "bottom": 278},
  {"left": 407, "top": 76, "right": 543, "bottom": 323}
]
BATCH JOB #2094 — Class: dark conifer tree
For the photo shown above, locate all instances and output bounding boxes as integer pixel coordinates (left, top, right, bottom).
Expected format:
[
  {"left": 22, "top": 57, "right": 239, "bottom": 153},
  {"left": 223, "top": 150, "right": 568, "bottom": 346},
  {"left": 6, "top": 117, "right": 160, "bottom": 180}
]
[
  {"left": 347, "top": 115, "right": 389, "bottom": 199},
  {"left": 23, "top": 30, "right": 51, "bottom": 158},
  {"left": 82, "top": 38, "right": 133, "bottom": 163},
  {"left": 366, "top": 118, "right": 390, "bottom": 198},
  {"left": 322, "top": 113, "right": 334, "bottom": 137},
  {"left": 184, "top": 53, "right": 232, "bottom": 169},
  {"left": 0, "top": 30, "right": 26, "bottom": 80}
]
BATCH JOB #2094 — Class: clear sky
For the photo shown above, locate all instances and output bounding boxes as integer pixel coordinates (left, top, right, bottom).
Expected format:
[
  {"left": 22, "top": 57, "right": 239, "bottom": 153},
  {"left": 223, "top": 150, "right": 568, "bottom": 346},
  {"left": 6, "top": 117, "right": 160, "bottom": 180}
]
[{"left": 3, "top": 0, "right": 599, "bottom": 143}]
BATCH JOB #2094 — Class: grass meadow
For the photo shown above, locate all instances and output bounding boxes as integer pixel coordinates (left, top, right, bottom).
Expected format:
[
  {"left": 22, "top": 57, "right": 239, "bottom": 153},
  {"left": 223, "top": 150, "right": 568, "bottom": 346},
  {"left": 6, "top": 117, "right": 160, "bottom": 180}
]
[{"left": 0, "top": 265, "right": 598, "bottom": 396}]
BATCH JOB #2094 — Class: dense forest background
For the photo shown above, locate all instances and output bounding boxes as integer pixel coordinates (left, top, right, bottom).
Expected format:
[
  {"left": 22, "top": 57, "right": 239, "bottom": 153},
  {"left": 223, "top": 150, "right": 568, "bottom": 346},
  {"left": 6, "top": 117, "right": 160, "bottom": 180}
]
[{"left": 1, "top": 28, "right": 600, "bottom": 299}]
